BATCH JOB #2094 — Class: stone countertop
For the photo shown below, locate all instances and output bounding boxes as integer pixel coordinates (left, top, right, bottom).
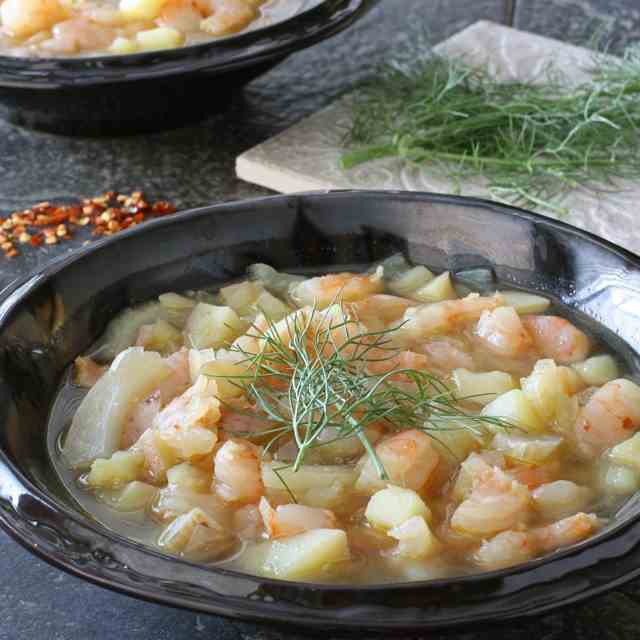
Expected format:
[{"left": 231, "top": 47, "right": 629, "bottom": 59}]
[{"left": 1, "top": 1, "right": 640, "bottom": 638}]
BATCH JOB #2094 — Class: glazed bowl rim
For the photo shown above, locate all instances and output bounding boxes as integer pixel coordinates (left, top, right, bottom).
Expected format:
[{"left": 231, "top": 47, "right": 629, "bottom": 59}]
[
  {"left": 2, "top": 189, "right": 640, "bottom": 630},
  {"left": 0, "top": 0, "right": 370, "bottom": 87}
]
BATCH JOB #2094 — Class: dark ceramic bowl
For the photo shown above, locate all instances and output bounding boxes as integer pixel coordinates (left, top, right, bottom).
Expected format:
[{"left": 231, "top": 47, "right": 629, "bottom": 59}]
[
  {"left": 1, "top": 190, "right": 640, "bottom": 634},
  {"left": 0, "top": 0, "right": 374, "bottom": 135}
]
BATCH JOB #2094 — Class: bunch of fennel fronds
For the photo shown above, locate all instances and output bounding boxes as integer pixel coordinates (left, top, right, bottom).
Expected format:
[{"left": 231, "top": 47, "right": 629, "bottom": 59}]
[{"left": 341, "top": 45, "right": 640, "bottom": 214}]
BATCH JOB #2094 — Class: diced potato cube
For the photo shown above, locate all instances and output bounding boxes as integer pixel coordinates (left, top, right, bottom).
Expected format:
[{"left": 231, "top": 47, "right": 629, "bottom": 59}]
[
  {"left": 610, "top": 433, "right": 640, "bottom": 470},
  {"left": 254, "top": 290, "right": 291, "bottom": 322},
  {"left": 63, "top": 348, "right": 172, "bottom": 468},
  {"left": 167, "top": 462, "right": 211, "bottom": 492},
  {"left": 109, "top": 36, "right": 138, "bottom": 55},
  {"left": 220, "top": 281, "right": 263, "bottom": 316},
  {"left": 572, "top": 355, "right": 619, "bottom": 386},
  {"left": 600, "top": 464, "right": 640, "bottom": 495},
  {"left": 153, "top": 486, "right": 230, "bottom": 525},
  {"left": 120, "top": 0, "right": 167, "bottom": 21},
  {"left": 158, "top": 292, "right": 197, "bottom": 328},
  {"left": 157, "top": 424, "right": 217, "bottom": 460},
  {"left": 158, "top": 507, "right": 233, "bottom": 560},
  {"left": 388, "top": 515, "right": 440, "bottom": 559},
  {"left": 498, "top": 291, "right": 550, "bottom": 314},
  {"left": 113, "top": 481, "right": 158, "bottom": 511},
  {"left": 185, "top": 303, "right": 246, "bottom": 349},
  {"left": 136, "top": 26, "right": 184, "bottom": 51},
  {"left": 248, "top": 263, "right": 304, "bottom": 299},
  {"left": 532, "top": 480, "right": 592, "bottom": 520},
  {"left": 188, "top": 348, "right": 217, "bottom": 383},
  {"left": 453, "top": 369, "right": 516, "bottom": 406},
  {"left": 481, "top": 389, "right": 546, "bottom": 434},
  {"left": 261, "top": 462, "right": 355, "bottom": 492},
  {"left": 521, "top": 359, "right": 570, "bottom": 422},
  {"left": 234, "top": 504, "right": 264, "bottom": 541},
  {"left": 388, "top": 265, "right": 433, "bottom": 298},
  {"left": 88, "top": 450, "right": 145, "bottom": 489},
  {"left": 302, "top": 482, "right": 347, "bottom": 510},
  {"left": 557, "top": 366, "right": 585, "bottom": 394},
  {"left": 94, "top": 302, "right": 163, "bottom": 360},
  {"left": 411, "top": 271, "right": 456, "bottom": 302},
  {"left": 429, "top": 425, "right": 482, "bottom": 461},
  {"left": 199, "top": 359, "right": 250, "bottom": 400},
  {"left": 490, "top": 433, "right": 563, "bottom": 465},
  {"left": 262, "top": 529, "right": 350, "bottom": 580},
  {"left": 365, "top": 485, "right": 431, "bottom": 531},
  {"left": 136, "top": 319, "right": 182, "bottom": 355}
]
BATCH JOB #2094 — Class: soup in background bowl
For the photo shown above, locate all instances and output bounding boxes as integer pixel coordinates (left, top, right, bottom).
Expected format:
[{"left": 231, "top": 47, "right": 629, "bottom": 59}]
[{"left": 0, "top": 0, "right": 312, "bottom": 57}]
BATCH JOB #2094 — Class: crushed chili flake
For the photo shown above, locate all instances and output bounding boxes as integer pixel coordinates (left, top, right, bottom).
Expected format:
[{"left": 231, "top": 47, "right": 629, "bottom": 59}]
[{"left": 0, "top": 191, "right": 177, "bottom": 259}]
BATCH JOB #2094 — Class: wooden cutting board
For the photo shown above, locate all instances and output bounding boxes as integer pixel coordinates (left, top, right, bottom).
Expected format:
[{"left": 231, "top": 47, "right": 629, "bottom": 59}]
[{"left": 236, "top": 20, "right": 640, "bottom": 254}]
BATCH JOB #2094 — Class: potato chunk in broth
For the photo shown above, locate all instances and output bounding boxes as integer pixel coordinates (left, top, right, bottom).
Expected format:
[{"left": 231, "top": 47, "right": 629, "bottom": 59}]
[{"left": 52, "top": 259, "right": 640, "bottom": 584}]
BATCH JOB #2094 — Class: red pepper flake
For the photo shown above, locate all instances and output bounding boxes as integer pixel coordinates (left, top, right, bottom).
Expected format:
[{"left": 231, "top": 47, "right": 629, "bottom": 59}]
[{"left": 0, "top": 191, "right": 178, "bottom": 261}]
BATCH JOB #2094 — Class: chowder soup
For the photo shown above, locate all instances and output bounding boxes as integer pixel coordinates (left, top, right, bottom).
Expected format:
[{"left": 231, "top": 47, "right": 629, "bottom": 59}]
[{"left": 52, "top": 258, "right": 640, "bottom": 583}]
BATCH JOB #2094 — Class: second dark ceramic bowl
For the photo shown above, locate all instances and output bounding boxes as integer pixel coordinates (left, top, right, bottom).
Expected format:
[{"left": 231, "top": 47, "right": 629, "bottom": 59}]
[
  {"left": 0, "top": 0, "right": 375, "bottom": 135},
  {"left": 2, "top": 190, "right": 640, "bottom": 633}
]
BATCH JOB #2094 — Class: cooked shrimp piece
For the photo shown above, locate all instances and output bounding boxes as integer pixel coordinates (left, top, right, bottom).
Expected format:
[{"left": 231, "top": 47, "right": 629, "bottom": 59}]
[
  {"left": 364, "top": 349, "right": 430, "bottom": 377},
  {"left": 157, "top": 349, "right": 191, "bottom": 404},
  {"left": 153, "top": 383, "right": 221, "bottom": 434},
  {"left": 356, "top": 429, "right": 440, "bottom": 493},
  {"left": 522, "top": 315, "right": 591, "bottom": 364},
  {"left": 74, "top": 356, "right": 106, "bottom": 388},
  {"left": 134, "top": 428, "right": 178, "bottom": 484},
  {"left": 219, "top": 409, "right": 270, "bottom": 436},
  {"left": 122, "top": 390, "right": 161, "bottom": 449},
  {"left": 233, "top": 504, "right": 263, "bottom": 541},
  {"left": 42, "top": 17, "right": 115, "bottom": 53},
  {"left": 259, "top": 497, "right": 337, "bottom": 538},
  {"left": 451, "top": 451, "right": 506, "bottom": 501},
  {"left": 350, "top": 294, "right": 414, "bottom": 329},
  {"left": 290, "top": 269, "right": 384, "bottom": 309},
  {"left": 574, "top": 379, "right": 640, "bottom": 458},
  {"left": 200, "top": 0, "right": 258, "bottom": 36},
  {"left": 532, "top": 512, "right": 599, "bottom": 553},
  {"left": 450, "top": 467, "right": 531, "bottom": 537},
  {"left": 214, "top": 438, "right": 263, "bottom": 503},
  {"left": 83, "top": 7, "right": 127, "bottom": 26},
  {"left": 418, "top": 337, "right": 476, "bottom": 373},
  {"left": 475, "top": 306, "right": 533, "bottom": 358},
  {"left": 0, "top": 0, "right": 66, "bottom": 39},
  {"left": 474, "top": 530, "right": 536, "bottom": 570},
  {"left": 532, "top": 480, "right": 592, "bottom": 521},
  {"left": 158, "top": 1, "right": 204, "bottom": 31},
  {"left": 507, "top": 461, "right": 561, "bottom": 490},
  {"left": 401, "top": 294, "right": 504, "bottom": 340}
]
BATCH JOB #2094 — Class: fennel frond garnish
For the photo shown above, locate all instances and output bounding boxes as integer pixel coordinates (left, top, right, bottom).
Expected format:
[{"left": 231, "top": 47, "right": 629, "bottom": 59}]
[{"left": 209, "top": 305, "right": 512, "bottom": 486}]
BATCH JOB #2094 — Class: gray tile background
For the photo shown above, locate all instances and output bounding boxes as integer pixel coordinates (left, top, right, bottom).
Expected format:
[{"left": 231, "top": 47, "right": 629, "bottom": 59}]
[{"left": 1, "top": 1, "right": 640, "bottom": 638}]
